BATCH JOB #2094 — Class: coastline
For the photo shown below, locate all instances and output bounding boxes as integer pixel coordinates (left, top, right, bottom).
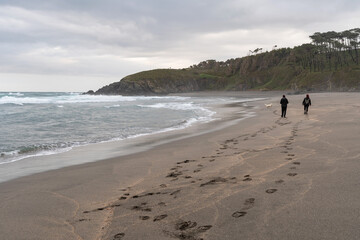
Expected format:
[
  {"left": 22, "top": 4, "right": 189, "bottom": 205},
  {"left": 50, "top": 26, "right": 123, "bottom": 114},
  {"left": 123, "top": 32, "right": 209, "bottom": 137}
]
[
  {"left": 0, "top": 92, "right": 267, "bottom": 183},
  {"left": 1, "top": 92, "right": 360, "bottom": 240}
]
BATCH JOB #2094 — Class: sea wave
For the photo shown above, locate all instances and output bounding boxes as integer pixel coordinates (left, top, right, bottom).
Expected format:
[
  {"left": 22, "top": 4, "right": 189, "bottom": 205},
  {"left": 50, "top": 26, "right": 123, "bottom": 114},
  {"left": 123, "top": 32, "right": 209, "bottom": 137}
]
[
  {"left": 0, "top": 93, "right": 261, "bottom": 167},
  {"left": 0, "top": 107, "right": 214, "bottom": 165},
  {"left": 0, "top": 93, "right": 191, "bottom": 105},
  {"left": 8, "top": 92, "right": 24, "bottom": 96},
  {"left": 138, "top": 102, "right": 215, "bottom": 115},
  {"left": 0, "top": 145, "right": 73, "bottom": 165}
]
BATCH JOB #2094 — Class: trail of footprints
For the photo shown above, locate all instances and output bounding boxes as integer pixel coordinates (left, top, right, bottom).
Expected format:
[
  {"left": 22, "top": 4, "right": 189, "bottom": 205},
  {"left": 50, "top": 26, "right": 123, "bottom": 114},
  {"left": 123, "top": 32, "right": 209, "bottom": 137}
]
[
  {"left": 232, "top": 197, "right": 256, "bottom": 218},
  {"left": 268, "top": 121, "right": 302, "bottom": 194},
  {"left": 79, "top": 155, "right": 220, "bottom": 240},
  {"left": 80, "top": 121, "right": 303, "bottom": 239}
]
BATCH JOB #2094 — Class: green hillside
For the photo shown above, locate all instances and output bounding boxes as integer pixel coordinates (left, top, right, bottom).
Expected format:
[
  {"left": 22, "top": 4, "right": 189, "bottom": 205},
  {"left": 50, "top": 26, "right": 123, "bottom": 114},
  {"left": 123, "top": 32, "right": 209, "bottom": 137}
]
[{"left": 94, "top": 28, "right": 360, "bottom": 95}]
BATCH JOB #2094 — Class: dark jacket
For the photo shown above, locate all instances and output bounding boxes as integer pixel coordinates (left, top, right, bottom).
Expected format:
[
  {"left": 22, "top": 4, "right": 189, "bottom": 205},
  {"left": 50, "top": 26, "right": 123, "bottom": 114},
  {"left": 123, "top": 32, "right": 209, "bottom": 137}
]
[
  {"left": 280, "top": 97, "right": 289, "bottom": 106},
  {"left": 302, "top": 98, "right": 311, "bottom": 106}
]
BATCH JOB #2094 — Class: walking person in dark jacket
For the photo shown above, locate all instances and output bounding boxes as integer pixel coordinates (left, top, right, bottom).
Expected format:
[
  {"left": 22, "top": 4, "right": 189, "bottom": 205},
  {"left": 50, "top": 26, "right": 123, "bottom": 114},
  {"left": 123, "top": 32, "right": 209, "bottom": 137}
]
[
  {"left": 302, "top": 94, "right": 311, "bottom": 114},
  {"left": 280, "top": 95, "right": 289, "bottom": 118}
]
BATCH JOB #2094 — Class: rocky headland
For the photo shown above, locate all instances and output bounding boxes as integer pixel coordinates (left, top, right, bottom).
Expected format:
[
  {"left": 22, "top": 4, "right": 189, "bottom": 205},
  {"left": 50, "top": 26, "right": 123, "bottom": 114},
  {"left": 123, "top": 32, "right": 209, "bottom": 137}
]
[{"left": 86, "top": 29, "right": 360, "bottom": 95}]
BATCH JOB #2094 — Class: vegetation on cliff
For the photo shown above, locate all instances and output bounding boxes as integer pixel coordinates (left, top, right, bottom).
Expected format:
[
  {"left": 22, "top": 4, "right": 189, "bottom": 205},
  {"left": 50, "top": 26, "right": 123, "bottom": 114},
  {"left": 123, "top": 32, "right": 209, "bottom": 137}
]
[{"left": 93, "top": 28, "right": 360, "bottom": 95}]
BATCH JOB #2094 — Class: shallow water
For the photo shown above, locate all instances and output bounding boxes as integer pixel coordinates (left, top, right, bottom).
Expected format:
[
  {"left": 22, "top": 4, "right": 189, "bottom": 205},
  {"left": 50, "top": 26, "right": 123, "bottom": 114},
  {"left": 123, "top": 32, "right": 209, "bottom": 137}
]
[{"left": 0, "top": 92, "right": 263, "bottom": 182}]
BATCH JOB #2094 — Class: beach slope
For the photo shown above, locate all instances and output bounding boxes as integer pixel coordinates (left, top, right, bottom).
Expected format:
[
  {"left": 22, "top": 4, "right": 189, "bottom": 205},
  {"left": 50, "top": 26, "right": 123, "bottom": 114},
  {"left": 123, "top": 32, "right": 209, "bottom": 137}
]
[{"left": 1, "top": 92, "right": 360, "bottom": 240}]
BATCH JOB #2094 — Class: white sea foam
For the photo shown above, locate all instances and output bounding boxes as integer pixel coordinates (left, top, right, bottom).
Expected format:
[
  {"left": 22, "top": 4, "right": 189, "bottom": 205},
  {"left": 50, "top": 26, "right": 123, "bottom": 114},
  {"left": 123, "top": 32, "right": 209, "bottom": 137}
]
[
  {"left": 0, "top": 93, "right": 189, "bottom": 105},
  {"left": 139, "top": 102, "right": 195, "bottom": 110},
  {"left": 139, "top": 102, "right": 215, "bottom": 114},
  {"left": 8, "top": 92, "right": 24, "bottom": 96},
  {"left": 104, "top": 104, "right": 121, "bottom": 108},
  {"left": 0, "top": 147, "right": 72, "bottom": 165}
]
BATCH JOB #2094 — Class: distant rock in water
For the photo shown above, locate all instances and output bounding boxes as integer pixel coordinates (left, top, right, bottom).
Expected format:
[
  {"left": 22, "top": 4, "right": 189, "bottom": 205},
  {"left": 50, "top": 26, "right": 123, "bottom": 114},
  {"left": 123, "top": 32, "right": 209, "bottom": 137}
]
[{"left": 83, "top": 90, "right": 95, "bottom": 95}]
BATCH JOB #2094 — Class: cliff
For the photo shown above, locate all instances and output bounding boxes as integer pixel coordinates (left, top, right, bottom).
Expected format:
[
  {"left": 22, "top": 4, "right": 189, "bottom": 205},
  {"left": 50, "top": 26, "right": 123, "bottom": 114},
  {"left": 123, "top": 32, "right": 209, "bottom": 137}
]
[
  {"left": 90, "top": 29, "right": 360, "bottom": 95},
  {"left": 94, "top": 69, "right": 229, "bottom": 95},
  {"left": 91, "top": 53, "right": 360, "bottom": 95}
]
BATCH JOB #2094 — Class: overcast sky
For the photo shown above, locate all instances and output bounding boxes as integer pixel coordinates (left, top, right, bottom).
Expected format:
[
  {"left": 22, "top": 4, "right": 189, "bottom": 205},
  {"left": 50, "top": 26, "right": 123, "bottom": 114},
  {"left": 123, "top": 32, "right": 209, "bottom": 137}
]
[{"left": 0, "top": 0, "right": 359, "bottom": 92}]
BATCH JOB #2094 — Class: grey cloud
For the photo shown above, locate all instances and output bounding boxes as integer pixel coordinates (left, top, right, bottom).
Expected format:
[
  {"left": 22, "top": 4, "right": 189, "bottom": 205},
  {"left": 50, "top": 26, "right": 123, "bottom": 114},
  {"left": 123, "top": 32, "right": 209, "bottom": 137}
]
[{"left": 0, "top": 0, "right": 359, "bottom": 91}]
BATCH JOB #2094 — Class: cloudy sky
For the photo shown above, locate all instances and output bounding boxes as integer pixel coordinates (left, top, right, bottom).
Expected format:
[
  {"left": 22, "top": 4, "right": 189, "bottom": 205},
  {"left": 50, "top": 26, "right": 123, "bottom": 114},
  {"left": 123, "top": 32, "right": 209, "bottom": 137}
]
[{"left": 0, "top": 0, "right": 359, "bottom": 92}]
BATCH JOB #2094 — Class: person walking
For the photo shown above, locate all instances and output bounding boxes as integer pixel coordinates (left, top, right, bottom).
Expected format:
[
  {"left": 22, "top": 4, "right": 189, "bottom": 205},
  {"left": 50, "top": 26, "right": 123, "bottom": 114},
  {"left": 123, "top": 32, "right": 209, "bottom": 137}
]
[
  {"left": 302, "top": 94, "right": 311, "bottom": 114},
  {"left": 280, "top": 95, "right": 289, "bottom": 118}
]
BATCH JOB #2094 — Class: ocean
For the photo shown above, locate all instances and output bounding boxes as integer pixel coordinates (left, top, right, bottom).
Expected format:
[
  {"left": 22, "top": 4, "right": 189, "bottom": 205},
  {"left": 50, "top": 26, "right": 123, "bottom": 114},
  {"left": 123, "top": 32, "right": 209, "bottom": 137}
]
[{"left": 0, "top": 92, "right": 260, "bottom": 182}]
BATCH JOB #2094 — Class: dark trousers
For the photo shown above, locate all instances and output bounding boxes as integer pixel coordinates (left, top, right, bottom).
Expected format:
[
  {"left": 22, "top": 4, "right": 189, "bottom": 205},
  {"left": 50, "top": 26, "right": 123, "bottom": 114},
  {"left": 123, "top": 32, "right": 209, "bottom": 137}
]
[
  {"left": 281, "top": 106, "right": 287, "bottom": 117},
  {"left": 304, "top": 104, "right": 309, "bottom": 114}
]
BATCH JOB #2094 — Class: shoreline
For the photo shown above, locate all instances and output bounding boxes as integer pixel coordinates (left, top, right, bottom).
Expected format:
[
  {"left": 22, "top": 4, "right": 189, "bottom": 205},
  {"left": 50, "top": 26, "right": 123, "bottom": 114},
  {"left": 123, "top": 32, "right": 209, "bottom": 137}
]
[
  {"left": 0, "top": 92, "right": 267, "bottom": 183},
  {"left": 1, "top": 92, "right": 360, "bottom": 240}
]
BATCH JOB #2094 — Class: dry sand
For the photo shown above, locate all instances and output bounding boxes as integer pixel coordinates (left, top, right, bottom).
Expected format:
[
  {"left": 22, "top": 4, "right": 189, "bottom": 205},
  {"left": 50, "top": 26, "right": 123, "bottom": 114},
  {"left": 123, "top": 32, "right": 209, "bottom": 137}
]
[{"left": 1, "top": 92, "right": 360, "bottom": 240}]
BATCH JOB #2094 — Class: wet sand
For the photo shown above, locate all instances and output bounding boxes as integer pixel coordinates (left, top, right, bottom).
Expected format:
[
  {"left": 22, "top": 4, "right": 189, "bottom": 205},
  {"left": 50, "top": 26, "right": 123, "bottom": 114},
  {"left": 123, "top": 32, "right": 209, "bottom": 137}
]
[{"left": 1, "top": 92, "right": 360, "bottom": 240}]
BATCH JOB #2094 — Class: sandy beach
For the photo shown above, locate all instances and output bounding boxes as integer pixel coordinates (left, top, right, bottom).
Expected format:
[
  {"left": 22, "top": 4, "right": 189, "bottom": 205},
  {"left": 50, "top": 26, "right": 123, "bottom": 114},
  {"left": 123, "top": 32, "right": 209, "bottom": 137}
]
[{"left": 1, "top": 92, "right": 360, "bottom": 240}]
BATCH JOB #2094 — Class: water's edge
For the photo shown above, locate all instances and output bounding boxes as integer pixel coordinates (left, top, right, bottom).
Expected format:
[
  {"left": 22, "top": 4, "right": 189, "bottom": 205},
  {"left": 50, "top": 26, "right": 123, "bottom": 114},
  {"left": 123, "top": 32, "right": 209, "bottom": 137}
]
[{"left": 0, "top": 95, "right": 268, "bottom": 183}]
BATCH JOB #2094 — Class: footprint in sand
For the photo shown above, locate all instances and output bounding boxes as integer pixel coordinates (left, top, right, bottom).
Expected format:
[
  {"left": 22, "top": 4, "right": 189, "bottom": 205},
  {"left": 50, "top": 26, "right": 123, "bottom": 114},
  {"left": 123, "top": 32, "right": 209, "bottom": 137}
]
[
  {"left": 167, "top": 171, "right": 183, "bottom": 178},
  {"left": 245, "top": 198, "right": 255, "bottom": 205},
  {"left": 197, "top": 225, "right": 212, "bottom": 232},
  {"left": 139, "top": 216, "right": 150, "bottom": 220},
  {"left": 287, "top": 173, "right": 298, "bottom": 177},
  {"left": 243, "top": 198, "right": 255, "bottom": 210},
  {"left": 110, "top": 203, "right": 121, "bottom": 208},
  {"left": 170, "top": 190, "right": 181, "bottom": 196},
  {"left": 177, "top": 159, "right": 196, "bottom": 164},
  {"left": 275, "top": 179, "right": 284, "bottom": 184},
  {"left": 153, "top": 214, "right": 168, "bottom": 222},
  {"left": 131, "top": 205, "right": 152, "bottom": 212},
  {"left": 266, "top": 189, "right": 277, "bottom": 194},
  {"left": 83, "top": 205, "right": 112, "bottom": 213},
  {"left": 167, "top": 225, "right": 212, "bottom": 240},
  {"left": 293, "top": 162, "right": 301, "bottom": 165},
  {"left": 175, "top": 221, "right": 198, "bottom": 231},
  {"left": 113, "top": 233, "right": 125, "bottom": 240},
  {"left": 78, "top": 218, "right": 90, "bottom": 222},
  {"left": 289, "top": 167, "right": 296, "bottom": 170},
  {"left": 288, "top": 154, "right": 295, "bottom": 157},
  {"left": 243, "top": 175, "right": 252, "bottom": 181},
  {"left": 200, "top": 177, "right": 227, "bottom": 187},
  {"left": 232, "top": 211, "right": 247, "bottom": 218}
]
